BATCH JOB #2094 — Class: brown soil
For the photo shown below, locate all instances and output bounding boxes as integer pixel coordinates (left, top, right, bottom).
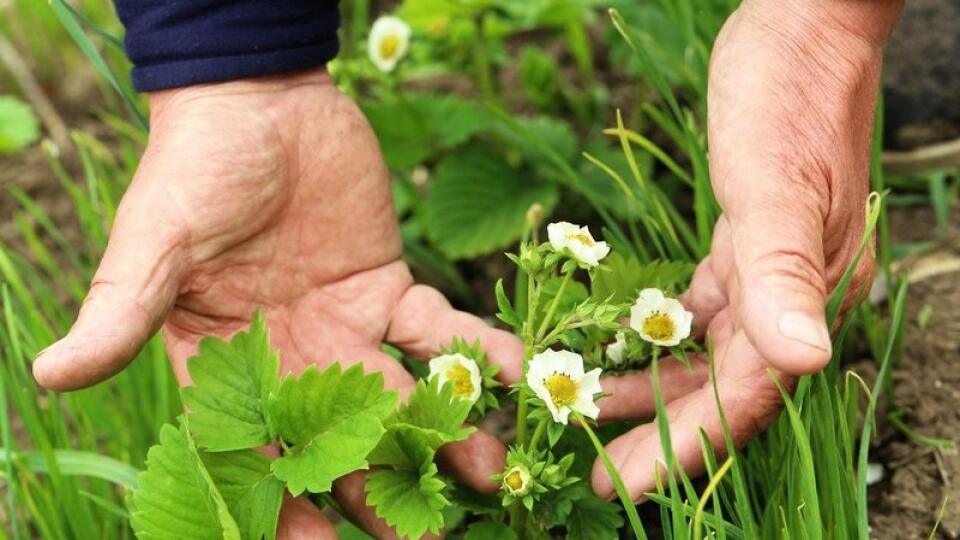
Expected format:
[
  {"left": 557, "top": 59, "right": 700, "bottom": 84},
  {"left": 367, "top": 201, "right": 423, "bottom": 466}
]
[
  {"left": 883, "top": 0, "right": 960, "bottom": 150},
  {"left": 867, "top": 205, "right": 960, "bottom": 539}
]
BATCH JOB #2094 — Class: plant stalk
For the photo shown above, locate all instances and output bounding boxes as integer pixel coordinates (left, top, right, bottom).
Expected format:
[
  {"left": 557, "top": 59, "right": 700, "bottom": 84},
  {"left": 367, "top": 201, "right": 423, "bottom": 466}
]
[
  {"left": 528, "top": 419, "right": 548, "bottom": 454},
  {"left": 472, "top": 17, "right": 495, "bottom": 102},
  {"left": 535, "top": 268, "right": 574, "bottom": 343}
]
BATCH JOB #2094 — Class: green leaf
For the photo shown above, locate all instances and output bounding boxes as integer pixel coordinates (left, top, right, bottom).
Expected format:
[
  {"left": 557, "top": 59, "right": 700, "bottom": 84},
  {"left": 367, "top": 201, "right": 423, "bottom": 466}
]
[
  {"left": 202, "top": 450, "right": 284, "bottom": 540},
  {"left": 495, "top": 278, "right": 521, "bottom": 329},
  {"left": 362, "top": 94, "right": 493, "bottom": 169},
  {"left": 268, "top": 363, "right": 398, "bottom": 495},
  {"left": 0, "top": 96, "right": 40, "bottom": 154},
  {"left": 425, "top": 144, "right": 559, "bottom": 259},
  {"left": 365, "top": 462, "right": 449, "bottom": 539},
  {"left": 564, "top": 492, "right": 624, "bottom": 540},
  {"left": 129, "top": 422, "right": 241, "bottom": 540},
  {"left": 590, "top": 252, "right": 694, "bottom": 303},
  {"left": 0, "top": 449, "right": 138, "bottom": 489},
  {"left": 368, "top": 377, "right": 474, "bottom": 468},
  {"left": 181, "top": 312, "right": 280, "bottom": 451},
  {"left": 465, "top": 522, "right": 518, "bottom": 540},
  {"left": 495, "top": 116, "right": 578, "bottom": 167}
]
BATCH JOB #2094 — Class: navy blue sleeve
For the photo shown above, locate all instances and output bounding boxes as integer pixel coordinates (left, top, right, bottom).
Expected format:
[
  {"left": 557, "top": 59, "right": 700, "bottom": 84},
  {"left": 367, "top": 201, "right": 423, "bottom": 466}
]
[{"left": 114, "top": 1, "right": 340, "bottom": 92}]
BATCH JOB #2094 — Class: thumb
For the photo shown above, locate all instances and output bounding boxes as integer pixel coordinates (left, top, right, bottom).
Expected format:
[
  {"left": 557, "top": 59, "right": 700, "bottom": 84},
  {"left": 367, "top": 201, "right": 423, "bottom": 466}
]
[
  {"left": 32, "top": 185, "right": 186, "bottom": 391},
  {"left": 727, "top": 184, "right": 832, "bottom": 375}
]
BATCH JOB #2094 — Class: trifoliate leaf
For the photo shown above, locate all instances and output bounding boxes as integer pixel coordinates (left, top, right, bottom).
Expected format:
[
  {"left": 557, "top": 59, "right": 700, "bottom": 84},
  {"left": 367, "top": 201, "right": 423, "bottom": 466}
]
[
  {"left": 464, "top": 522, "right": 518, "bottom": 540},
  {"left": 368, "top": 377, "right": 474, "bottom": 468},
  {"left": 0, "top": 96, "right": 40, "bottom": 154},
  {"left": 129, "top": 422, "right": 241, "bottom": 540},
  {"left": 424, "top": 144, "right": 559, "bottom": 259},
  {"left": 563, "top": 490, "right": 623, "bottom": 540},
  {"left": 365, "top": 461, "right": 449, "bottom": 539},
  {"left": 268, "top": 363, "right": 398, "bottom": 495},
  {"left": 181, "top": 312, "right": 279, "bottom": 451},
  {"left": 590, "top": 253, "right": 694, "bottom": 303},
  {"left": 202, "top": 450, "right": 284, "bottom": 540}
]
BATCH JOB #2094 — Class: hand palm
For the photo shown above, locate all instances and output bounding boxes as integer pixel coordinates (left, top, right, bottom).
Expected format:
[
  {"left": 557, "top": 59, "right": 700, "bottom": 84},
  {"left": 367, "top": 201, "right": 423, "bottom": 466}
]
[
  {"left": 34, "top": 71, "right": 521, "bottom": 539},
  {"left": 148, "top": 76, "right": 414, "bottom": 388}
]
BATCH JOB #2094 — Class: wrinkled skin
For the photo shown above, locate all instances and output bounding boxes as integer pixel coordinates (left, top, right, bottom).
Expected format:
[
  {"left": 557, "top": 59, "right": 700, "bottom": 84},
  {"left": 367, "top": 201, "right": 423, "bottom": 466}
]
[
  {"left": 591, "top": 0, "right": 902, "bottom": 500},
  {"left": 32, "top": 69, "right": 522, "bottom": 538},
  {"left": 33, "top": 0, "right": 906, "bottom": 534}
]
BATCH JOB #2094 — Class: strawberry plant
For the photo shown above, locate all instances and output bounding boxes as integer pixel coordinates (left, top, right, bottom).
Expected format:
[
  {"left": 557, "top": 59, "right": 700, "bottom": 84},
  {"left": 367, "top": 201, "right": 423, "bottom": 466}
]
[{"left": 129, "top": 219, "right": 698, "bottom": 539}]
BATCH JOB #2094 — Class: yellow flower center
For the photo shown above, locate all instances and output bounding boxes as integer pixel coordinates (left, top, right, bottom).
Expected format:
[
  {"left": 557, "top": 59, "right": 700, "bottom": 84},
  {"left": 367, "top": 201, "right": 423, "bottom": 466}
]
[
  {"left": 504, "top": 469, "right": 525, "bottom": 492},
  {"left": 643, "top": 313, "right": 676, "bottom": 342},
  {"left": 544, "top": 374, "right": 578, "bottom": 407},
  {"left": 567, "top": 232, "right": 595, "bottom": 246},
  {"left": 379, "top": 35, "right": 400, "bottom": 60},
  {"left": 446, "top": 364, "right": 474, "bottom": 398}
]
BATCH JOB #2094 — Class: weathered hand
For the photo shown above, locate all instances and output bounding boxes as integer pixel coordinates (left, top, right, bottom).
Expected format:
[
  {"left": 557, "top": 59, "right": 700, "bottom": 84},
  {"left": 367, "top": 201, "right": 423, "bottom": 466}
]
[
  {"left": 31, "top": 68, "right": 522, "bottom": 538},
  {"left": 592, "top": 0, "right": 901, "bottom": 500}
]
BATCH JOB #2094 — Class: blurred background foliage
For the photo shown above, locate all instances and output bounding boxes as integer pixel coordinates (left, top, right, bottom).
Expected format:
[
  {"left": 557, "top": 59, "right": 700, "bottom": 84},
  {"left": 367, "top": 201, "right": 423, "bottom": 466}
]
[{"left": 0, "top": 0, "right": 957, "bottom": 538}]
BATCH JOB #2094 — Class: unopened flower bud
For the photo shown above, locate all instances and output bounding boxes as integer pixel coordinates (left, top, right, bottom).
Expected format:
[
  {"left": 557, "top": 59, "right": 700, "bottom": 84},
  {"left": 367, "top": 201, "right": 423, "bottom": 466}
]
[{"left": 526, "top": 203, "right": 544, "bottom": 229}]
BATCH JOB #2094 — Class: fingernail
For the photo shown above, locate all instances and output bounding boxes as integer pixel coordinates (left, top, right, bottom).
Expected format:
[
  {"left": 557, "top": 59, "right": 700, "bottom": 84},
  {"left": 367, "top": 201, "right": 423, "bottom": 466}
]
[{"left": 778, "top": 311, "right": 830, "bottom": 352}]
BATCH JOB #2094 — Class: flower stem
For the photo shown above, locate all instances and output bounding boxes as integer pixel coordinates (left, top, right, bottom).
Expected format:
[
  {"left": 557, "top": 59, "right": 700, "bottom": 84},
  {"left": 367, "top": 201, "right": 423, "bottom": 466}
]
[
  {"left": 509, "top": 502, "right": 524, "bottom": 538},
  {"left": 535, "top": 268, "right": 574, "bottom": 344},
  {"left": 515, "top": 268, "right": 538, "bottom": 448},
  {"left": 576, "top": 414, "right": 647, "bottom": 540},
  {"left": 472, "top": 17, "right": 495, "bottom": 102},
  {"left": 514, "top": 344, "right": 533, "bottom": 447},
  {"left": 528, "top": 418, "right": 548, "bottom": 453}
]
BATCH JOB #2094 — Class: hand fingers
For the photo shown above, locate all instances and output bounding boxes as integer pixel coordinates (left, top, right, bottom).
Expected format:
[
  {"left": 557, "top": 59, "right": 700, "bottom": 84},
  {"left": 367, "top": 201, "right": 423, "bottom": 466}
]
[
  {"left": 334, "top": 471, "right": 443, "bottom": 540},
  {"left": 33, "top": 180, "right": 187, "bottom": 391},
  {"left": 277, "top": 497, "right": 338, "bottom": 540},
  {"left": 386, "top": 284, "right": 523, "bottom": 384},
  {"left": 591, "top": 330, "right": 786, "bottom": 500},
  {"left": 596, "top": 354, "right": 709, "bottom": 423},
  {"left": 724, "top": 181, "right": 832, "bottom": 375},
  {"left": 681, "top": 216, "right": 734, "bottom": 337},
  {"left": 437, "top": 428, "right": 506, "bottom": 494}
]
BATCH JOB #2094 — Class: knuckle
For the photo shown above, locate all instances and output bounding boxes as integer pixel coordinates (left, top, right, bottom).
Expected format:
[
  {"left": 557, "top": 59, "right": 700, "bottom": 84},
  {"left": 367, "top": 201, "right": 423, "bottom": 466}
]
[
  {"left": 751, "top": 249, "right": 827, "bottom": 297},
  {"left": 731, "top": 376, "right": 789, "bottom": 445}
]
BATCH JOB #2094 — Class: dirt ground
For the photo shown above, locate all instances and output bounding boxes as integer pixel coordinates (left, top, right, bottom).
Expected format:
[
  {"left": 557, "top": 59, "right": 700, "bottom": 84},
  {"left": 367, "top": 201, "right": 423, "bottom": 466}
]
[{"left": 867, "top": 205, "right": 960, "bottom": 539}]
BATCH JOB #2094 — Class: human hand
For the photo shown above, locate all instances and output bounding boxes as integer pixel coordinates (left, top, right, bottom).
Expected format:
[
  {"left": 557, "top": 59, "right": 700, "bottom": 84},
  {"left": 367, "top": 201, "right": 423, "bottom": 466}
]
[
  {"left": 592, "top": 0, "right": 901, "bottom": 500},
  {"left": 31, "top": 68, "right": 522, "bottom": 538}
]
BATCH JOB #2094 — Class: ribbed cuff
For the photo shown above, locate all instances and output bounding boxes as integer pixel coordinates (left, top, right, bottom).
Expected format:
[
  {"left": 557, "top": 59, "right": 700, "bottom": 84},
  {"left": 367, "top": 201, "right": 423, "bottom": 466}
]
[
  {"left": 130, "top": 38, "right": 339, "bottom": 92},
  {"left": 114, "top": 0, "right": 341, "bottom": 92}
]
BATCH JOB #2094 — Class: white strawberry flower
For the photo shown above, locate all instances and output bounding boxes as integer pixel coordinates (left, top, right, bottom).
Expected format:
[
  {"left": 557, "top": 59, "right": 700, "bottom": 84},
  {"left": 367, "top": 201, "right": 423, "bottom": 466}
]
[
  {"left": 527, "top": 349, "right": 602, "bottom": 425},
  {"left": 368, "top": 16, "right": 411, "bottom": 73},
  {"left": 629, "top": 288, "right": 693, "bottom": 347},
  {"left": 606, "top": 331, "right": 628, "bottom": 365},
  {"left": 428, "top": 353, "right": 482, "bottom": 403},
  {"left": 547, "top": 221, "right": 610, "bottom": 268}
]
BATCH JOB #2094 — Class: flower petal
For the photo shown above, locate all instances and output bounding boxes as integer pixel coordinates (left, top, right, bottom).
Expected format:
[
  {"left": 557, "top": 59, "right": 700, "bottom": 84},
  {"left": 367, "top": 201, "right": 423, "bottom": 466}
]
[
  {"left": 547, "top": 222, "right": 577, "bottom": 252},
  {"left": 572, "top": 398, "right": 600, "bottom": 421},
  {"left": 577, "top": 368, "right": 603, "bottom": 397}
]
